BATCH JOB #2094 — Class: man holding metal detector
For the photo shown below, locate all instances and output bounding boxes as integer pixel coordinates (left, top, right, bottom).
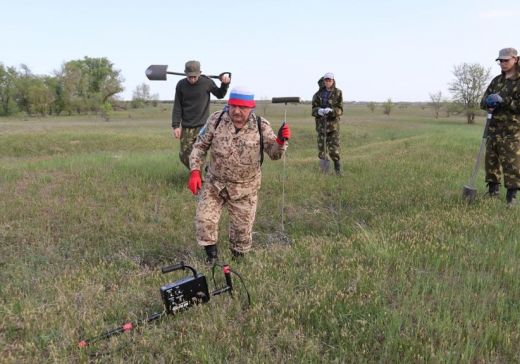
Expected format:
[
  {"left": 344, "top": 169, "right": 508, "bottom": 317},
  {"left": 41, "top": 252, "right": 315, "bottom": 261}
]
[
  {"left": 312, "top": 72, "right": 344, "bottom": 175},
  {"left": 172, "top": 60, "right": 231, "bottom": 169},
  {"left": 187, "top": 87, "right": 291, "bottom": 263},
  {"left": 480, "top": 48, "right": 520, "bottom": 205}
]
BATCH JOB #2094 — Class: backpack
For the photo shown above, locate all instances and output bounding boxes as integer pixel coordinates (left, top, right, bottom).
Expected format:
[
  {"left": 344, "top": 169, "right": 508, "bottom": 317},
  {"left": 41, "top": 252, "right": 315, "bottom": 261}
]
[{"left": 214, "top": 110, "right": 264, "bottom": 165}]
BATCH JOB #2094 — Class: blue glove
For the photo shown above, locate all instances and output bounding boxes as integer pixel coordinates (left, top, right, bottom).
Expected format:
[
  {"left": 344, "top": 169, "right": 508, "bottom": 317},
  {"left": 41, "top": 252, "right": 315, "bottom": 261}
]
[{"left": 485, "top": 94, "right": 503, "bottom": 108}]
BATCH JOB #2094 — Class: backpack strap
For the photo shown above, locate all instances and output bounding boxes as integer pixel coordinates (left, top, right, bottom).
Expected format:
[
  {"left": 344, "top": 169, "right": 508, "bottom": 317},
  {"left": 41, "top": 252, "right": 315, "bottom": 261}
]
[
  {"left": 214, "top": 110, "right": 226, "bottom": 130},
  {"left": 214, "top": 110, "right": 264, "bottom": 166}
]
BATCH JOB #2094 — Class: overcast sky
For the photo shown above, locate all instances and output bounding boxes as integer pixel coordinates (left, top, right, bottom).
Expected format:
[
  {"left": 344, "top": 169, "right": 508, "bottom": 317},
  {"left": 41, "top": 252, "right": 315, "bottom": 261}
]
[{"left": 2, "top": 0, "right": 518, "bottom": 102}]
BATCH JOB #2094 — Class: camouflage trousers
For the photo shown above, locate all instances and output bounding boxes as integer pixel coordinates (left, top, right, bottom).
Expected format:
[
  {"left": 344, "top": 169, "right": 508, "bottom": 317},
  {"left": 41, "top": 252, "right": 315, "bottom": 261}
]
[
  {"left": 195, "top": 181, "right": 258, "bottom": 254},
  {"left": 179, "top": 127, "right": 201, "bottom": 169},
  {"left": 315, "top": 118, "right": 340, "bottom": 161},
  {"left": 485, "top": 131, "right": 520, "bottom": 188}
]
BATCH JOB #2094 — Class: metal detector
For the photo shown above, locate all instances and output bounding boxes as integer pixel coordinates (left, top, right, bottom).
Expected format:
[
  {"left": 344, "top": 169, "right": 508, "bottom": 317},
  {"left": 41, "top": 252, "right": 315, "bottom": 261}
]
[
  {"left": 78, "top": 262, "right": 249, "bottom": 350},
  {"left": 271, "top": 97, "right": 300, "bottom": 240},
  {"left": 462, "top": 112, "right": 492, "bottom": 202},
  {"left": 145, "top": 65, "right": 231, "bottom": 81}
]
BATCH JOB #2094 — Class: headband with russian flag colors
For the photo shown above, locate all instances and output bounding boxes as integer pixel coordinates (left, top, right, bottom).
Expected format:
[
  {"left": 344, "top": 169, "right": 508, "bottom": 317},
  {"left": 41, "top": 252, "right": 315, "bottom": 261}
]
[{"left": 228, "top": 87, "right": 256, "bottom": 108}]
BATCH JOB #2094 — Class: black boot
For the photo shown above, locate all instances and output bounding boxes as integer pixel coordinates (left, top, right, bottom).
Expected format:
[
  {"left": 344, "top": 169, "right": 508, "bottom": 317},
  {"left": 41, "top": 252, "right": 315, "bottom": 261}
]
[
  {"left": 487, "top": 182, "right": 500, "bottom": 197},
  {"left": 506, "top": 188, "right": 517, "bottom": 205},
  {"left": 334, "top": 160, "right": 342, "bottom": 176},
  {"left": 204, "top": 245, "right": 218, "bottom": 265},
  {"left": 230, "top": 249, "right": 244, "bottom": 262}
]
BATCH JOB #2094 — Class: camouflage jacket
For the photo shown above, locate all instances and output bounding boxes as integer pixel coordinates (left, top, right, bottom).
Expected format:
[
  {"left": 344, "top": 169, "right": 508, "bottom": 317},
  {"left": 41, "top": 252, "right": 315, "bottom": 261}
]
[
  {"left": 311, "top": 77, "right": 343, "bottom": 121},
  {"left": 190, "top": 110, "right": 287, "bottom": 199},
  {"left": 480, "top": 67, "right": 520, "bottom": 129}
]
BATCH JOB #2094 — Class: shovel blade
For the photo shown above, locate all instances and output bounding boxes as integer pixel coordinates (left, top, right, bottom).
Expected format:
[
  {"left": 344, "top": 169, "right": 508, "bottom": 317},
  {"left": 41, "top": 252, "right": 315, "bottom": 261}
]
[
  {"left": 145, "top": 65, "right": 168, "bottom": 81},
  {"left": 462, "top": 185, "right": 477, "bottom": 202},
  {"left": 319, "top": 159, "right": 330, "bottom": 174}
]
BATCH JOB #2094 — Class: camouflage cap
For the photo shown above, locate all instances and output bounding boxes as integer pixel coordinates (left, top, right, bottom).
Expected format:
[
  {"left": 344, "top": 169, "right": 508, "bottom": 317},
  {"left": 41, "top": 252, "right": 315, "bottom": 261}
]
[
  {"left": 184, "top": 60, "right": 201, "bottom": 76},
  {"left": 496, "top": 48, "right": 518, "bottom": 61}
]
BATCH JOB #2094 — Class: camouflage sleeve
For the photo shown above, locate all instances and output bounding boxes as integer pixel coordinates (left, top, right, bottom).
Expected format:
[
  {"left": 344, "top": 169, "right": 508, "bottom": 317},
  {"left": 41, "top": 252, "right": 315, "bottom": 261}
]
[
  {"left": 503, "top": 96, "right": 520, "bottom": 114},
  {"left": 311, "top": 92, "right": 321, "bottom": 117},
  {"left": 189, "top": 111, "right": 219, "bottom": 171},
  {"left": 331, "top": 89, "right": 343, "bottom": 118},
  {"left": 260, "top": 117, "right": 286, "bottom": 160},
  {"left": 480, "top": 77, "right": 498, "bottom": 110},
  {"left": 500, "top": 82, "right": 520, "bottom": 114}
]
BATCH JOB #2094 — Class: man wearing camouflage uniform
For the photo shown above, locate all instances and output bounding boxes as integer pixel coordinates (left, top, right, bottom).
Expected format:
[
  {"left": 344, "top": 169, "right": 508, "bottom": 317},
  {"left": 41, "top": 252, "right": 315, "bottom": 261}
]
[
  {"left": 187, "top": 87, "right": 291, "bottom": 263},
  {"left": 172, "top": 60, "right": 230, "bottom": 169},
  {"left": 480, "top": 47, "right": 520, "bottom": 205},
  {"left": 311, "top": 72, "right": 344, "bottom": 175}
]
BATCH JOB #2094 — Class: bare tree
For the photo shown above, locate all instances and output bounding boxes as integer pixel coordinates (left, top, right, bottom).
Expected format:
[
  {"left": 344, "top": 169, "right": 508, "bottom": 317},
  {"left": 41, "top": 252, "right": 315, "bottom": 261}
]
[
  {"left": 449, "top": 63, "right": 490, "bottom": 124},
  {"left": 429, "top": 91, "right": 442, "bottom": 119}
]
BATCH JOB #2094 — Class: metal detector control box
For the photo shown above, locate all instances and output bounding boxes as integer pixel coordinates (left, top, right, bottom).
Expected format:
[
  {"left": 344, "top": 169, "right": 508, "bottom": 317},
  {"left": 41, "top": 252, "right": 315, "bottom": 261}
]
[{"left": 160, "top": 274, "right": 210, "bottom": 314}]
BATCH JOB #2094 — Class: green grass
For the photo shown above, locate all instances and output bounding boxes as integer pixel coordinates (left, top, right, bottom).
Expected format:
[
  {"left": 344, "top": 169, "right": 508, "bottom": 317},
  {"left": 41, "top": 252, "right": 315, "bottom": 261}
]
[{"left": 1, "top": 104, "right": 520, "bottom": 363}]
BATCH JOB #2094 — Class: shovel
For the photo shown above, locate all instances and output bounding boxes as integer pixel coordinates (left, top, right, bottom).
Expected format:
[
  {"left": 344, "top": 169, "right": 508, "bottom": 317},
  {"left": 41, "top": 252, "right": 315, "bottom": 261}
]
[
  {"left": 319, "top": 116, "right": 330, "bottom": 173},
  {"left": 462, "top": 112, "right": 492, "bottom": 201},
  {"left": 145, "top": 64, "right": 231, "bottom": 81}
]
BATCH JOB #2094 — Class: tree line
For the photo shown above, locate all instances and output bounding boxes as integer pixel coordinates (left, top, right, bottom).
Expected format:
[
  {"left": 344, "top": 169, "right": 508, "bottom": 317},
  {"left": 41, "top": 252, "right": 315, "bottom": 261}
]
[
  {"left": 0, "top": 58, "right": 494, "bottom": 124},
  {"left": 0, "top": 57, "right": 123, "bottom": 118}
]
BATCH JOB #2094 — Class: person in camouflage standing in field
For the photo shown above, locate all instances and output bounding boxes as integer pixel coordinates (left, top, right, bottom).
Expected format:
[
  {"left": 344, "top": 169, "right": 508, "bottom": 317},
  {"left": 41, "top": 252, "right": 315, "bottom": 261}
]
[
  {"left": 311, "top": 72, "right": 343, "bottom": 175},
  {"left": 480, "top": 47, "right": 520, "bottom": 205},
  {"left": 187, "top": 87, "right": 291, "bottom": 263},
  {"left": 172, "top": 60, "right": 230, "bottom": 169}
]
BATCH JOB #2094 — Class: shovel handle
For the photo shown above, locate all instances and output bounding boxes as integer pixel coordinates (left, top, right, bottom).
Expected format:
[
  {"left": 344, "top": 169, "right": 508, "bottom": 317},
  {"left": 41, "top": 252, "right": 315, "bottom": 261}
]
[
  {"left": 202, "top": 72, "right": 231, "bottom": 80},
  {"left": 169, "top": 71, "right": 232, "bottom": 80},
  {"left": 467, "top": 113, "right": 493, "bottom": 187},
  {"left": 146, "top": 65, "right": 231, "bottom": 81},
  {"left": 482, "top": 113, "right": 492, "bottom": 139}
]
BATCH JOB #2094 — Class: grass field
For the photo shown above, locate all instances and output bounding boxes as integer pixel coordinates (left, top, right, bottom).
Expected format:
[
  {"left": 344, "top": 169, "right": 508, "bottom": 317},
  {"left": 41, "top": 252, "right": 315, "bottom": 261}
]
[{"left": 1, "top": 103, "right": 520, "bottom": 363}]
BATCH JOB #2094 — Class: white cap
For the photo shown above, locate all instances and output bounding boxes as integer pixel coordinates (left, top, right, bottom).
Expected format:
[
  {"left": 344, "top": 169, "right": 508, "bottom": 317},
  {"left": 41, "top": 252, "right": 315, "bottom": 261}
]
[{"left": 323, "top": 72, "right": 334, "bottom": 80}]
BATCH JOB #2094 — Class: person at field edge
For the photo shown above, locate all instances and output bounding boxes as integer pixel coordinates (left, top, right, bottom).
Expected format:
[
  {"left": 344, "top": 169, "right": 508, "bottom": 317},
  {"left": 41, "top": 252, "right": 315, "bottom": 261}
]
[
  {"left": 172, "top": 60, "right": 231, "bottom": 169},
  {"left": 187, "top": 87, "right": 291, "bottom": 263},
  {"left": 480, "top": 47, "right": 520, "bottom": 205},
  {"left": 311, "top": 72, "right": 344, "bottom": 175}
]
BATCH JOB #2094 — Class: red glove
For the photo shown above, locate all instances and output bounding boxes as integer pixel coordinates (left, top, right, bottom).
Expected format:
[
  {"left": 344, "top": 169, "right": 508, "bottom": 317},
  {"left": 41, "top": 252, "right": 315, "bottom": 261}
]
[
  {"left": 276, "top": 123, "right": 291, "bottom": 145},
  {"left": 188, "top": 170, "right": 202, "bottom": 195}
]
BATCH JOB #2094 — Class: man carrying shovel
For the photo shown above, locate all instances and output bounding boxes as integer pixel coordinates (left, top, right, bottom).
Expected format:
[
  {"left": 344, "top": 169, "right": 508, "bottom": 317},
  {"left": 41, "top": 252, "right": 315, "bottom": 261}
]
[
  {"left": 172, "top": 60, "right": 231, "bottom": 169},
  {"left": 311, "top": 72, "right": 343, "bottom": 175}
]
